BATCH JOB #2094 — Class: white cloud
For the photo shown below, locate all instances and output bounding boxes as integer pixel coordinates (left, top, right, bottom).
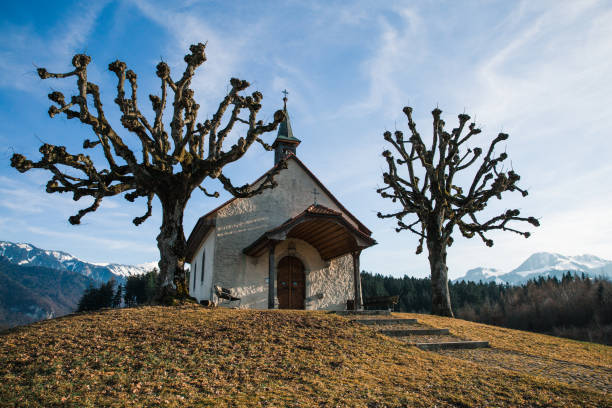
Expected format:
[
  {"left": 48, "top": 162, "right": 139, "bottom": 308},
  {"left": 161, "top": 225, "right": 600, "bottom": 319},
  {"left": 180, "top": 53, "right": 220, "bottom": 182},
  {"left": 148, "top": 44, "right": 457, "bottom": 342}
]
[
  {"left": 2, "top": 0, "right": 612, "bottom": 275},
  {"left": 0, "top": 175, "right": 77, "bottom": 216},
  {"left": 471, "top": 1, "right": 612, "bottom": 132}
]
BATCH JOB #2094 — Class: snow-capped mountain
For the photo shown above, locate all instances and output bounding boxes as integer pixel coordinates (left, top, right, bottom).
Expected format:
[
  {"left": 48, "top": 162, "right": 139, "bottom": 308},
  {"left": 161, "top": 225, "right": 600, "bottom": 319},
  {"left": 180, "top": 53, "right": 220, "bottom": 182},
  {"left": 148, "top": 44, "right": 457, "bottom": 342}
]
[
  {"left": 454, "top": 252, "right": 612, "bottom": 285},
  {"left": 455, "top": 267, "right": 506, "bottom": 285},
  {"left": 0, "top": 241, "right": 157, "bottom": 283}
]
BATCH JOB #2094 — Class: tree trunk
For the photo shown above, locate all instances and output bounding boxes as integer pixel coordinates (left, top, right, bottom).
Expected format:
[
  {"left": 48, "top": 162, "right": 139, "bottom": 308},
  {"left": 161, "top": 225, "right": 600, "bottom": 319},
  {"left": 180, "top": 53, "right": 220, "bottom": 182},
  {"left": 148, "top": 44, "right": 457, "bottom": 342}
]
[
  {"left": 426, "top": 233, "right": 454, "bottom": 317},
  {"left": 156, "top": 197, "right": 188, "bottom": 301}
]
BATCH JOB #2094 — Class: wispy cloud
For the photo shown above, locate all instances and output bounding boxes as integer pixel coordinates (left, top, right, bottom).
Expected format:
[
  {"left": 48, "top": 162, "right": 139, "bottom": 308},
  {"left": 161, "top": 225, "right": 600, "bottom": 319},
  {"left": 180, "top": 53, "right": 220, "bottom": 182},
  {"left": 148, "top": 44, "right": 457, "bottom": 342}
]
[
  {"left": 26, "top": 225, "right": 157, "bottom": 256},
  {"left": 2, "top": 0, "right": 611, "bottom": 274},
  {"left": 342, "top": 5, "right": 424, "bottom": 117},
  {"left": 470, "top": 1, "right": 612, "bottom": 132},
  {"left": 128, "top": 0, "right": 250, "bottom": 115},
  {"left": 0, "top": 1, "right": 109, "bottom": 92},
  {"left": 0, "top": 175, "right": 77, "bottom": 216}
]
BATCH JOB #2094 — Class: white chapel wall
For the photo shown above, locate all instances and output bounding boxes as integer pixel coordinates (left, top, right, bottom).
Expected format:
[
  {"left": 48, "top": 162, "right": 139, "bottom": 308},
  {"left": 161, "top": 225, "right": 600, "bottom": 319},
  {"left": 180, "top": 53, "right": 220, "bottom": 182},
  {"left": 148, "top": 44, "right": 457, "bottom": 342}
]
[
  {"left": 191, "top": 229, "right": 215, "bottom": 302},
  {"left": 210, "top": 159, "right": 357, "bottom": 310}
]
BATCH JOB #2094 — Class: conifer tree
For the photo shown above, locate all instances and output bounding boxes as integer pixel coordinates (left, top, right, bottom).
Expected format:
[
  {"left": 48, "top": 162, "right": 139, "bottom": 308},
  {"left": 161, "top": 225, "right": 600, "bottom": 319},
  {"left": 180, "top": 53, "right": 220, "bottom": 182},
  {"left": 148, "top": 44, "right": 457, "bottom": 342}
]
[{"left": 112, "top": 284, "right": 123, "bottom": 308}]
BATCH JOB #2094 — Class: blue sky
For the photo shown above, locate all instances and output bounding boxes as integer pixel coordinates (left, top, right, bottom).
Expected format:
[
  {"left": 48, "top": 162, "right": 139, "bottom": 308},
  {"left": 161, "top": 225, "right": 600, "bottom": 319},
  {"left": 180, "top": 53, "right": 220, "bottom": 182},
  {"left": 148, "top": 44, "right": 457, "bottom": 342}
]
[{"left": 1, "top": 0, "right": 611, "bottom": 279}]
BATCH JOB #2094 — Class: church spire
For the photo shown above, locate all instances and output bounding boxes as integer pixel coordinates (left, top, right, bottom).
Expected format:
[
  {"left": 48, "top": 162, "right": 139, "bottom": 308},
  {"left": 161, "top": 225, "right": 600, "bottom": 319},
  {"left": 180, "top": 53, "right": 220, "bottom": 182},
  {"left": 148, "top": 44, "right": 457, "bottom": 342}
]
[{"left": 272, "top": 89, "right": 301, "bottom": 165}]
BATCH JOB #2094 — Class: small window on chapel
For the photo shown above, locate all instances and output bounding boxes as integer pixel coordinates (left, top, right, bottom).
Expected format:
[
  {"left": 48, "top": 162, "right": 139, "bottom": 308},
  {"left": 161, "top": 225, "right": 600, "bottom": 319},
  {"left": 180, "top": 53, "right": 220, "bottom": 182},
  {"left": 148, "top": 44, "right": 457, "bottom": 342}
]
[
  {"left": 201, "top": 251, "right": 205, "bottom": 283},
  {"left": 192, "top": 262, "right": 197, "bottom": 291}
]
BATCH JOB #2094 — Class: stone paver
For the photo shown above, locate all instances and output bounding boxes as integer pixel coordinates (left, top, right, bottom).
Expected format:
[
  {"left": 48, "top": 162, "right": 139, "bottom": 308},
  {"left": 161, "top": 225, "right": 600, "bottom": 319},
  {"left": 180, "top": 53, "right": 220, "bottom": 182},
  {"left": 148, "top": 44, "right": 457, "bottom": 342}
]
[
  {"left": 438, "top": 347, "right": 612, "bottom": 393},
  {"left": 369, "top": 322, "right": 431, "bottom": 330},
  {"left": 354, "top": 318, "right": 417, "bottom": 325}
]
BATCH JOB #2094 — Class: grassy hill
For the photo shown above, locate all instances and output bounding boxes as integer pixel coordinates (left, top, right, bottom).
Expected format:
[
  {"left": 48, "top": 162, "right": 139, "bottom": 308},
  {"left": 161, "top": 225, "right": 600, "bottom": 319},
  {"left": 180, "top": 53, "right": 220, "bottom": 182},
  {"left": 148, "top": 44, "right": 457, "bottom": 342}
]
[{"left": 0, "top": 306, "right": 610, "bottom": 407}]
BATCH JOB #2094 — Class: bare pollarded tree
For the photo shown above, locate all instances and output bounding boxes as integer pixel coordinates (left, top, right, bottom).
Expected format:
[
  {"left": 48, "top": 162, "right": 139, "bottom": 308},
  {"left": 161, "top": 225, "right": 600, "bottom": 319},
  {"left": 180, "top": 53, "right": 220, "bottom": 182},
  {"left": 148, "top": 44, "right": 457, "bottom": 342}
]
[
  {"left": 11, "top": 43, "right": 285, "bottom": 301},
  {"left": 377, "top": 106, "right": 539, "bottom": 317}
]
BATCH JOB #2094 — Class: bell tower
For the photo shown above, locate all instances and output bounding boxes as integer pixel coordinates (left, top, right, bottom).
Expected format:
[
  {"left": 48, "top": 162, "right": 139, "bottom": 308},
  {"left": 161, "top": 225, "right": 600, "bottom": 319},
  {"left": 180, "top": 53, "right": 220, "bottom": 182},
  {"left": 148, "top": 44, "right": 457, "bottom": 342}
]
[{"left": 272, "top": 90, "right": 301, "bottom": 165}]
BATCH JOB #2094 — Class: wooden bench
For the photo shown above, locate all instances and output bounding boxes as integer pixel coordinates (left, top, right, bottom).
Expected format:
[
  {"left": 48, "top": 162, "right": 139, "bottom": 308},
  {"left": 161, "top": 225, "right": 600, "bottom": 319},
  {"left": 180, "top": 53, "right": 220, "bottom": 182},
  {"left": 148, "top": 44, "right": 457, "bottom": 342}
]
[
  {"left": 363, "top": 295, "right": 399, "bottom": 311},
  {"left": 214, "top": 285, "right": 241, "bottom": 308}
]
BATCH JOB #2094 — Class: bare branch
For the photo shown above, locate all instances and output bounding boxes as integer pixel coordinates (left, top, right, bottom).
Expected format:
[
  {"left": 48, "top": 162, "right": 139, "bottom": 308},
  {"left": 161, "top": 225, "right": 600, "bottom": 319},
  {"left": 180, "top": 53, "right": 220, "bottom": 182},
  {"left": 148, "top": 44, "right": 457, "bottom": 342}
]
[
  {"left": 69, "top": 194, "right": 103, "bottom": 225},
  {"left": 197, "top": 186, "right": 220, "bottom": 198},
  {"left": 217, "top": 160, "right": 287, "bottom": 198},
  {"left": 133, "top": 193, "right": 154, "bottom": 226}
]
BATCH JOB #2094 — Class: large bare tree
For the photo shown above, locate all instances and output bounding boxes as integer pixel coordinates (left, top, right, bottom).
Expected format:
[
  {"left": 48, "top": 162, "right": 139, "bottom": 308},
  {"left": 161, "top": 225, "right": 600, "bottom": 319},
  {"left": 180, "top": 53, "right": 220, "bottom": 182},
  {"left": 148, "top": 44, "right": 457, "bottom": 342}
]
[
  {"left": 377, "top": 106, "right": 539, "bottom": 317},
  {"left": 11, "top": 43, "right": 284, "bottom": 300}
]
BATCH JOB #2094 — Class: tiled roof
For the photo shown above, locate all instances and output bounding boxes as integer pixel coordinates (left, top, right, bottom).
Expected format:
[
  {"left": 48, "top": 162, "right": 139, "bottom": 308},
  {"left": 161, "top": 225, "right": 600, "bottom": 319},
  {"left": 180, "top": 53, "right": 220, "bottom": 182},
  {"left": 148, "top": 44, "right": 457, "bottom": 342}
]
[{"left": 304, "top": 204, "right": 341, "bottom": 216}]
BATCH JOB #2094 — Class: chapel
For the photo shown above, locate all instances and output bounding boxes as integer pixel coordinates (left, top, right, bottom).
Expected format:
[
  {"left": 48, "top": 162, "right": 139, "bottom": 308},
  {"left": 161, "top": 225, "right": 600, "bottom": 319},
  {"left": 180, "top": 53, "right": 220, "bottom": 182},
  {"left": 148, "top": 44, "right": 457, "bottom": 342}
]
[{"left": 185, "top": 96, "right": 376, "bottom": 310}]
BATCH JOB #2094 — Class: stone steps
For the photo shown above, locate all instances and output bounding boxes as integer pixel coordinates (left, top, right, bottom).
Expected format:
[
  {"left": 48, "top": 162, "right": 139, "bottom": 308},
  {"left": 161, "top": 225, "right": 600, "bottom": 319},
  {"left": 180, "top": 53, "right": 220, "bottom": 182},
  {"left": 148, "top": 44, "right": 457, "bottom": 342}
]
[
  {"left": 380, "top": 328, "right": 450, "bottom": 336},
  {"left": 335, "top": 310, "right": 391, "bottom": 316},
  {"left": 415, "top": 341, "right": 490, "bottom": 351},
  {"left": 345, "top": 314, "right": 490, "bottom": 350},
  {"left": 353, "top": 318, "right": 417, "bottom": 325}
]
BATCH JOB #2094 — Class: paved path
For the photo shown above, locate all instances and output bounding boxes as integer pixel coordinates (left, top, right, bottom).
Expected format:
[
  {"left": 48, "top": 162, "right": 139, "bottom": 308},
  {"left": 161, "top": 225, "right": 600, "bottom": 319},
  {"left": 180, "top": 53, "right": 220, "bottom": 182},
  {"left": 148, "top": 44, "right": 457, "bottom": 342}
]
[{"left": 438, "top": 348, "right": 612, "bottom": 393}]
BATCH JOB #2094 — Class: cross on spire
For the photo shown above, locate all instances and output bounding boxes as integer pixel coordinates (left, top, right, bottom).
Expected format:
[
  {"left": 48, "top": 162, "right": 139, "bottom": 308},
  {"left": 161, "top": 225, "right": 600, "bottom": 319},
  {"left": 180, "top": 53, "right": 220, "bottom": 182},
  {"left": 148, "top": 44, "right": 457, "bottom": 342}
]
[
  {"left": 312, "top": 188, "right": 319, "bottom": 205},
  {"left": 282, "top": 89, "right": 289, "bottom": 110}
]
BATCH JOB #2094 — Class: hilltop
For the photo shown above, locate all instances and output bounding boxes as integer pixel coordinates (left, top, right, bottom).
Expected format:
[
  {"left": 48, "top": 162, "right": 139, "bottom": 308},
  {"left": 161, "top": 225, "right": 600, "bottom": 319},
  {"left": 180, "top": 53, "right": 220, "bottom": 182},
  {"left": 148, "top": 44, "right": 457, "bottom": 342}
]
[{"left": 1, "top": 306, "right": 610, "bottom": 407}]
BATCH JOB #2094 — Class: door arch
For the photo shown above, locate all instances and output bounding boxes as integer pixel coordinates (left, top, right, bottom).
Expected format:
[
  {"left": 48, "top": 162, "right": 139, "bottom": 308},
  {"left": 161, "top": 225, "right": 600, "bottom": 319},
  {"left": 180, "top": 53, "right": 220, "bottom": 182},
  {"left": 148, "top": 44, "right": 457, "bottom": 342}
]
[{"left": 277, "top": 256, "right": 305, "bottom": 309}]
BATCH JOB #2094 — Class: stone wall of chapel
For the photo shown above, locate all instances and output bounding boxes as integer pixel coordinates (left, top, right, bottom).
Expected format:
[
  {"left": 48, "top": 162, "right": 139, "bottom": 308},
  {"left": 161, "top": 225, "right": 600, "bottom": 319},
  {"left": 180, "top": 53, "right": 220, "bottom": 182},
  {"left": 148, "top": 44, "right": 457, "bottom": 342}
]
[
  {"left": 191, "top": 230, "right": 215, "bottom": 302},
  {"left": 212, "top": 238, "right": 353, "bottom": 310},
  {"left": 210, "top": 159, "right": 357, "bottom": 310}
]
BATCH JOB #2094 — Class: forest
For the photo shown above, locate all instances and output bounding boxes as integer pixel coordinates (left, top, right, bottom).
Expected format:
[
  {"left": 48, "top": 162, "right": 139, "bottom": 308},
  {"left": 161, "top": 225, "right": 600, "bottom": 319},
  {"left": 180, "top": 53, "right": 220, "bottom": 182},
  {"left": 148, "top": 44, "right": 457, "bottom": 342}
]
[
  {"left": 361, "top": 271, "right": 612, "bottom": 345},
  {"left": 77, "top": 270, "right": 159, "bottom": 312}
]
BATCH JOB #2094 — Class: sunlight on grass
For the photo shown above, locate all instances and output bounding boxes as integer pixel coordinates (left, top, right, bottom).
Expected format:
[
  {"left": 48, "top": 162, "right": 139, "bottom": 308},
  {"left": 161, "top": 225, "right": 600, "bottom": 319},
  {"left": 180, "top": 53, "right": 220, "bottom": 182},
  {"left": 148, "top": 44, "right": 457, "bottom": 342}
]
[
  {"left": 0, "top": 306, "right": 610, "bottom": 407},
  {"left": 399, "top": 313, "right": 612, "bottom": 370}
]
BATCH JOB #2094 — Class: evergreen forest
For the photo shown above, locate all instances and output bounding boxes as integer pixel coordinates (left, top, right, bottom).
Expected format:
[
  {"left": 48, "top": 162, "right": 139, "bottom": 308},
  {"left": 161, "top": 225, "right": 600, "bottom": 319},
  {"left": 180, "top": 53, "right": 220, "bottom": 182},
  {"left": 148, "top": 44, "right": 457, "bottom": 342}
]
[{"left": 361, "top": 271, "right": 612, "bottom": 345}]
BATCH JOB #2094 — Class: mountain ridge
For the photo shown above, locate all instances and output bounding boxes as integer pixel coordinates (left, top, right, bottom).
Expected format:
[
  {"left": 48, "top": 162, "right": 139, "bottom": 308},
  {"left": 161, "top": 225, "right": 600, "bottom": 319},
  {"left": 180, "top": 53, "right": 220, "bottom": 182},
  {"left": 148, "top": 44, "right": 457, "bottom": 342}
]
[
  {"left": 0, "top": 240, "right": 157, "bottom": 283},
  {"left": 0, "top": 256, "right": 96, "bottom": 329},
  {"left": 455, "top": 252, "right": 612, "bottom": 285}
]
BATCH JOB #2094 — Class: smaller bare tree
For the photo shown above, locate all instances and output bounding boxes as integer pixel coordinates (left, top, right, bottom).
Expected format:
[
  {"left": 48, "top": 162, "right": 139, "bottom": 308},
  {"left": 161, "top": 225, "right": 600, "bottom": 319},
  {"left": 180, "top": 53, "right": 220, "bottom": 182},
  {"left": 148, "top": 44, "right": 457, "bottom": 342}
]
[{"left": 377, "top": 106, "right": 539, "bottom": 317}]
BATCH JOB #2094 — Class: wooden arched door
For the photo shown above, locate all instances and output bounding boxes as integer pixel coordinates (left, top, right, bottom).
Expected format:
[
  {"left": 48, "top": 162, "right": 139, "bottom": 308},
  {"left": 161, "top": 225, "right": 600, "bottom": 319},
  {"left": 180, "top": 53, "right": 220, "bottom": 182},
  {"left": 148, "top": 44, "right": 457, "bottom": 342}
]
[{"left": 277, "top": 256, "right": 305, "bottom": 309}]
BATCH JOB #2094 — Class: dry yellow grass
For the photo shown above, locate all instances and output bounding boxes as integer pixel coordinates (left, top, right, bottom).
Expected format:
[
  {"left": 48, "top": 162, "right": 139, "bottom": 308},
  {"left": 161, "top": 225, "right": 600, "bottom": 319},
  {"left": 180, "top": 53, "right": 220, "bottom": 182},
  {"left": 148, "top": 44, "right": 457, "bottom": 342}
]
[
  {"left": 0, "top": 306, "right": 610, "bottom": 407},
  {"left": 399, "top": 312, "right": 612, "bottom": 369}
]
